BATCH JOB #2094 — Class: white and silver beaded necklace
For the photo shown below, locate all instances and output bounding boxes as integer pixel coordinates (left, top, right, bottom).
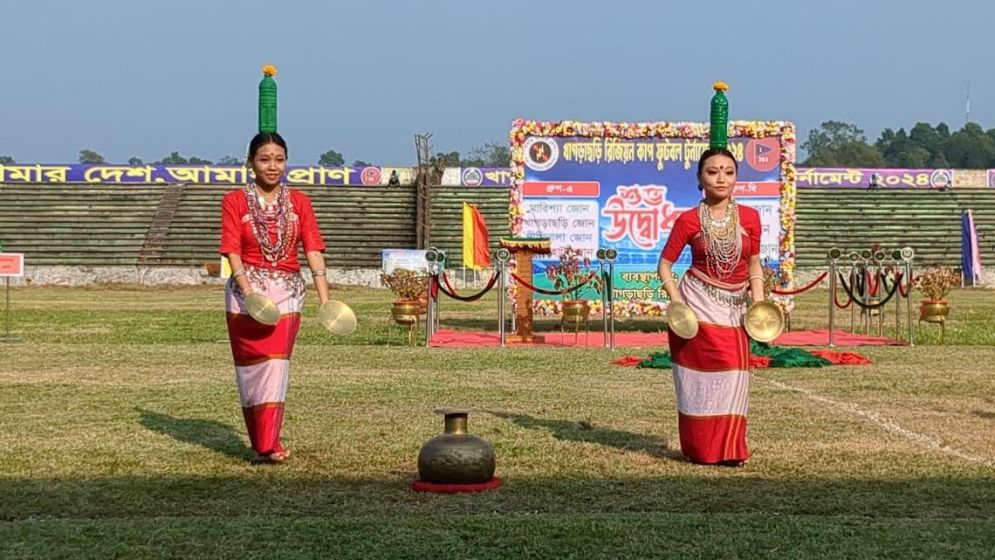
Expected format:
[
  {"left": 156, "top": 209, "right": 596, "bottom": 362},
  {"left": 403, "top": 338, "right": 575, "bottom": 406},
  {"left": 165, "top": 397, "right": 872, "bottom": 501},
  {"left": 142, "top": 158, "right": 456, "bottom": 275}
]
[
  {"left": 697, "top": 199, "right": 742, "bottom": 280},
  {"left": 244, "top": 183, "right": 294, "bottom": 265}
]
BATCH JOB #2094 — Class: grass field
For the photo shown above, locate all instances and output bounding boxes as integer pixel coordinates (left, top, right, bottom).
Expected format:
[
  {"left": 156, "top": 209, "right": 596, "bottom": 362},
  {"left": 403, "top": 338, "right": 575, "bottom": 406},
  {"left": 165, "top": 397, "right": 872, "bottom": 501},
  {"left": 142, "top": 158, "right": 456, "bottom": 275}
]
[{"left": 1, "top": 284, "right": 993, "bottom": 559}]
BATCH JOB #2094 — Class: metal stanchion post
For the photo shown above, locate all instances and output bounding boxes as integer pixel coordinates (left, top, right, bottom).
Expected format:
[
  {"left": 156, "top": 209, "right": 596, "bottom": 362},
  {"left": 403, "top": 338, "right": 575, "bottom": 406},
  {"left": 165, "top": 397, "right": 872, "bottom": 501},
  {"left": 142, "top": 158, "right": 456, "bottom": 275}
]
[
  {"left": 434, "top": 286, "right": 440, "bottom": 333},
  {"left": 906, "top": 261, "right": 914, "bottom": 346},
  {"left": 424, "top": 273, "right": 435, "bottom": 348},
  {"left": 435, "top": 249, "right": 446, "bottom": 336},
  {"left": 496, "top": 249, "right": 510, "bottom": 348},
  {"left": 895, "top": 275, "right": 905, "bottom": 338},
  {"left": 860, "top": 249, "right": 872, "bottom": 335},
  {"left": 605, "top": 248, "right": 618, "bottom": 351},
  {"left": 891, "top": 250, "right": 901, "bottom": 338},
  {"left": 597, "top": 249, "right": 608, "bottom": 348},
  {"left": 875, "top": 249, "right": 886, "bottom": 337},
  {"left": 901, "top": 247, "right": 915, "bottom": 346},
  {"left": 827, "top": 248, "right": 840, "bottom": 347},
  {"left": 498, "top": 268, "right": 505, "bottom": 347},
  {"left": 848, "top": 252, "right": 858, "bottom": 334},
  {"left": 423, "top": 247, "right": 444, "bottom": 348}
]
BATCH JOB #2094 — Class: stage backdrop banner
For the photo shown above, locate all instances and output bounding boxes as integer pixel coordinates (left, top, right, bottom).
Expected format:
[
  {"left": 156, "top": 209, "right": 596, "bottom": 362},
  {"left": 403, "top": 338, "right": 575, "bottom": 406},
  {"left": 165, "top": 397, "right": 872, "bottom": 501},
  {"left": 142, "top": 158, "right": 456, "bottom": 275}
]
[{"left": 509, "top": 120, "right": 797, "bottom": 316}]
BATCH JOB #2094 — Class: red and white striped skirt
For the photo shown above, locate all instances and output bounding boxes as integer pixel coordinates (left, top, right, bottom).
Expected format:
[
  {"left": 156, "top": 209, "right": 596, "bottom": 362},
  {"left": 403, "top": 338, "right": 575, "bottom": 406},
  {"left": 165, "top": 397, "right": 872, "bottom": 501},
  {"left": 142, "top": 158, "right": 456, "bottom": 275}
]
[
  {"left": 668, "top": 271, "right": 751, "bottom": 464},
  {"left": 225, "top": 269, "right": 305, "bottom": 456}
]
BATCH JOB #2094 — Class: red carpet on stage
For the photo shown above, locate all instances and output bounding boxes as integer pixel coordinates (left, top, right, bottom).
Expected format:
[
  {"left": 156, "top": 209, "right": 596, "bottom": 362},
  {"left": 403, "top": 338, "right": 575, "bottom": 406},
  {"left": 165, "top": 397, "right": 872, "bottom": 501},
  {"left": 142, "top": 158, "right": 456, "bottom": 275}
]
[
  {"left": 430, "top": 328, "right": 903, "bottom": 348},
  {"left": 429, "top": 329, "right": 665, "bottom": 348},
  {"left": 773, "top": 329, "right": 905, "bottom": 347}
]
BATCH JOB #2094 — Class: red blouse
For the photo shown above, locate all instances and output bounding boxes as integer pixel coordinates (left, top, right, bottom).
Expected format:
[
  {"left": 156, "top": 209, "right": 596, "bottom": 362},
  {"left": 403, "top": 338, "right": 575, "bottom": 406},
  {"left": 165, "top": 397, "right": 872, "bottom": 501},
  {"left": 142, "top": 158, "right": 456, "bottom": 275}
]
[
  {"left": 219, "top": 188, "right": 326, "bottom": 272},
  {"left": 660, "top": 204, "right": 761, "bottom": 284}
]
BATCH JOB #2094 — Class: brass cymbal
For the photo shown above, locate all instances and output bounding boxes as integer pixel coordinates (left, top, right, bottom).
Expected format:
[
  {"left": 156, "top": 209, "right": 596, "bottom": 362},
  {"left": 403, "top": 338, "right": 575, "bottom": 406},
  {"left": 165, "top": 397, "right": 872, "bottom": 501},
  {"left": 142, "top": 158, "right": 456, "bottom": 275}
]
[
  {"left": 666, "top": 301, "right": 699, "bottom": 339},
  {"left": 244, "top": 293, "right": 280, "bottom": 326},
  {"left": 744, "top": 300, "right": 784, "bottom": 343},
  {"left": 318, "top": 300, "right": 357, "bottom": 335}
]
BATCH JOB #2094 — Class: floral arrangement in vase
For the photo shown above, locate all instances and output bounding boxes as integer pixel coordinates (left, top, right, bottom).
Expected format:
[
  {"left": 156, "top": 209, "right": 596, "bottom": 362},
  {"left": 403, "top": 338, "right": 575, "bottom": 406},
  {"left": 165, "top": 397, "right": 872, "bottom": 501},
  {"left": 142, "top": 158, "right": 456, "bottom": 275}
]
[{"left": 913, "top": 266, "right": 959, "bottom": 302}]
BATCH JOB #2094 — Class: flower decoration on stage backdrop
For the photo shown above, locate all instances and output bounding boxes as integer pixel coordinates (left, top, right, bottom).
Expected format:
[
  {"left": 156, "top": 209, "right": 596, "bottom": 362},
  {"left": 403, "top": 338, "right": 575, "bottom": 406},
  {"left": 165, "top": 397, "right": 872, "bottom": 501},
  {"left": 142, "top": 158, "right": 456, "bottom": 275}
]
[
  {"left": 532, "top": 298, "right": 666, "bottom": 319},
  {"left": 544, "top": 246, "right": 604, "bottom": 300}
]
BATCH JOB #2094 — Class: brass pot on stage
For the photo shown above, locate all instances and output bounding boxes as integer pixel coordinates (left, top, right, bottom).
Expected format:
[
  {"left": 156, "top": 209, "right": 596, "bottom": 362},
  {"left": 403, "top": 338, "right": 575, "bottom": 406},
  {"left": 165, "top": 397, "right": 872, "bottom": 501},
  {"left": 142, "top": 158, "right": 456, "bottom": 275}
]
[
  {"left": 744, "top": 300, "right": 785, "bottom": 343},
  {"left": 391, "top": 300, "right": 421, "bottom": 326},
  {"left": 561, "top": 300, "right": 591, "bottom": 323},
  {"left": 417, "top": 408, "right": 496, "bottom": 485},
  {"left": 919, "top": 301, "right": 950, "bottom": 323}
]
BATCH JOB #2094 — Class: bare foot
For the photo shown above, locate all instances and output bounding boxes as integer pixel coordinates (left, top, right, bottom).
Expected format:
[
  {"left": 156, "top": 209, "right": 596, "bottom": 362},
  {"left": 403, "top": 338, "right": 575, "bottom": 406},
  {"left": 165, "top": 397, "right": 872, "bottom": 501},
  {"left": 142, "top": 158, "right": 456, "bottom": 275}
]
[
  {"left": 269, "top": 450, "right": 292, "bottom": 463},
  {"left": 249, "top": 449, "right": 292, "bottom": 464}
]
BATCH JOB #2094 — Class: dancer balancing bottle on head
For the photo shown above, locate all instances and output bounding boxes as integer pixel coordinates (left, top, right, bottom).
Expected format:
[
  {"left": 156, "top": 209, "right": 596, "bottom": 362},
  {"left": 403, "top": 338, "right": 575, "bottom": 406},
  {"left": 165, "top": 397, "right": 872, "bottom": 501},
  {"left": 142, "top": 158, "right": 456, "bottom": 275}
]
[
  {"left": 656, "top": 82, "right": 766, "bottom": 466},
  {"left": 220, "top": 66, "right": 330, "bottom": 464}
]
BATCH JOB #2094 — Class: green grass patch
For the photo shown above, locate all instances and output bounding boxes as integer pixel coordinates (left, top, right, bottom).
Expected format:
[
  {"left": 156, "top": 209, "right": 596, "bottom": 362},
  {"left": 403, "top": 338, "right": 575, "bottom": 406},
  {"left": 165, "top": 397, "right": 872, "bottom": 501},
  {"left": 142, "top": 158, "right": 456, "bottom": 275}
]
[{"left": 1, "top": 285, "right": 993, "bottom": 558}]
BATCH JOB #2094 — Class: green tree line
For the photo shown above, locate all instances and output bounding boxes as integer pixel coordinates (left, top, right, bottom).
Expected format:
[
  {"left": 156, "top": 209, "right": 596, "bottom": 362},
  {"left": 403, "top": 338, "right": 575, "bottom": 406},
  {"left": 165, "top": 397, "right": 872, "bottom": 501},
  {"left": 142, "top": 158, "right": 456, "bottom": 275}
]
[{"left": 802, "top": 121, "right": 995, "bottom": 168}]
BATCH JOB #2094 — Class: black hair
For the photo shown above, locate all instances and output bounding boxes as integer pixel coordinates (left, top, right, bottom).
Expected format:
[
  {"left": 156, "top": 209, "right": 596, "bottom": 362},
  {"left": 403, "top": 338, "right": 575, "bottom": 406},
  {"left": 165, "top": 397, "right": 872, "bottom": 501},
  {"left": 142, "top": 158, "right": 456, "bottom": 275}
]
[
  {"left": 696, "top": 148, "right": 738, "bottom": 190},
  {"left": 247, "top": 132, "right": 288, "bottom": 160}
]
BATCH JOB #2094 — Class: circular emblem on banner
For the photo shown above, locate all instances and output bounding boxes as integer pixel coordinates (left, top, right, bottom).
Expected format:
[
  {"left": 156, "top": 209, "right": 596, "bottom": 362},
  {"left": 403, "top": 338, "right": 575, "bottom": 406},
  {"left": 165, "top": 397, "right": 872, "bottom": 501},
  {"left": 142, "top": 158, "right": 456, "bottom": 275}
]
[
  {"left": 929, "top": 169, "right": 952, "bottom": 188},
  {"left": 461, "top": 167, "right": 483, "bottom": 186},
  {"left": 745, "top": 137, "right": 781, "bottom": 173},
  {"left": 524, "top": 137, "right": 559, "bottom": 171},
  {"left": 360, "top": 166, "right": 382, "bottom": 186}
]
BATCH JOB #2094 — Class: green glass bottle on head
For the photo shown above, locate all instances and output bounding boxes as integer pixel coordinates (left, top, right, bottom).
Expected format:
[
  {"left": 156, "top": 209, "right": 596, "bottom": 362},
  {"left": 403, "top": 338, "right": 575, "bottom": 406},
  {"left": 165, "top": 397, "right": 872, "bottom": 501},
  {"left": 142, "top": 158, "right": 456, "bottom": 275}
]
[
  {"left": 709, "top": 81, "right": 729, "bottom": 150},
  {"left": 258, "top": 65, "right": 278, "bottom": 133}
]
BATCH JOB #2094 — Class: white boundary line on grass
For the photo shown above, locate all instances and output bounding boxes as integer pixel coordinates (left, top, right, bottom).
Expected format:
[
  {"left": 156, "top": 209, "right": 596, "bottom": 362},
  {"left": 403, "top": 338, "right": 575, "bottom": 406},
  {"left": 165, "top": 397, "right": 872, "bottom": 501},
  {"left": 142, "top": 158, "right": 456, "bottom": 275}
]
[{"left": 758, "top": 376, "right": 995, "bottom": 469}]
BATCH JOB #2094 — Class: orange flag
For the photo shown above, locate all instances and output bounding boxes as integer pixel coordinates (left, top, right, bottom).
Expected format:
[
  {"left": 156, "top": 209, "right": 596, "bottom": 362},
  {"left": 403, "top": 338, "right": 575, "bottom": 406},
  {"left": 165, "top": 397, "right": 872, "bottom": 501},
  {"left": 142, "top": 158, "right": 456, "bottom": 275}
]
[{"left": 462, "top": 202, "right": 491, "bottom": 270}]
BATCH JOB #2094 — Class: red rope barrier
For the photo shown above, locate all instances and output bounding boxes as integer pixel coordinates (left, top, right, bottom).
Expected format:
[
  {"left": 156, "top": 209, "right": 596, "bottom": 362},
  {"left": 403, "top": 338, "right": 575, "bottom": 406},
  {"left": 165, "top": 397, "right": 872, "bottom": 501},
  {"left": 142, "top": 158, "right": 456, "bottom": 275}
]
[
  {"left": 834, "top": 274, "right": 853, "bottom": 309},
  {"left": 510, "top": 273, "right": 560, "bottom": 295},
  {"left": 510, "top": 272, "right": 595, "bottom": 296},
  {"left": 838, "top": 272, "right": 901, "bottom": 309},
  {"left": 771, "top": 271, "right": 828, "bottom": 296},
  {"left": 438, "top": 271, "right": 499, "bottom": 302},
  {"left": 834, "top": 286, "right": 853, "bottom": 309},
  {"left": 897, "top": 272, "right": 909, "bottom": 298},
  {"left": 867, "top": 270, "right": 880, "bottom": 297}
]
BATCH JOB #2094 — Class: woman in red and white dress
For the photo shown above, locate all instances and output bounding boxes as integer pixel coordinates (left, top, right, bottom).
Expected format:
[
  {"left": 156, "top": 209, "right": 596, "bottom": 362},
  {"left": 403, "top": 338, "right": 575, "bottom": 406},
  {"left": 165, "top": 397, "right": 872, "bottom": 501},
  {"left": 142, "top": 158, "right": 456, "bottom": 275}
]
[
  {"left": 220, "top": 132, "right": 329, "bottom": 464},
  {"left": 657, "top": 148, "right": 765, "bottom": 466}
]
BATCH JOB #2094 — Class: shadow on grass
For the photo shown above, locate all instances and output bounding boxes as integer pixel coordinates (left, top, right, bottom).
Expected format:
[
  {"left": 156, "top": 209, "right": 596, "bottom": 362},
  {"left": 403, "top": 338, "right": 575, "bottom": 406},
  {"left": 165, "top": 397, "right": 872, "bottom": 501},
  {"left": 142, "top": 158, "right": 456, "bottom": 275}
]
[
  {"left": 484, "top": 410, "right": 681, "bottom": 461},
  {"left": 3, "top": 473, "right": 994, "bottom": 523},
  {"left": 137, "top": 408, "right": 252, "bottom": 461}
]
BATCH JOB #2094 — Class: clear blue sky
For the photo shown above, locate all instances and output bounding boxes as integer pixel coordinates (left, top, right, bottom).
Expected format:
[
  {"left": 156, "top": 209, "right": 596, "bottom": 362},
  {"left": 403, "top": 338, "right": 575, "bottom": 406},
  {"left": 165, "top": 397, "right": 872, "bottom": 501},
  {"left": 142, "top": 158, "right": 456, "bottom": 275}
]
[{"left": 1, "top": 0, "right": 991, "bottom": 165}]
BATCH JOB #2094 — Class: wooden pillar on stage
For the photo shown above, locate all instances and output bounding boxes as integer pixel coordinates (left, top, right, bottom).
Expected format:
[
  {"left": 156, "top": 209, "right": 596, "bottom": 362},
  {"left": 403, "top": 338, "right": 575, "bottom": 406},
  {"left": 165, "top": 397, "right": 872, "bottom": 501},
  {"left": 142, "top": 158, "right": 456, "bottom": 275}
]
[
  {"left": 514, "top": 250, "right": 536, "bottom": 340},
  {"left": 500, "top": 237, "right": 552, "bottom": 343}
]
